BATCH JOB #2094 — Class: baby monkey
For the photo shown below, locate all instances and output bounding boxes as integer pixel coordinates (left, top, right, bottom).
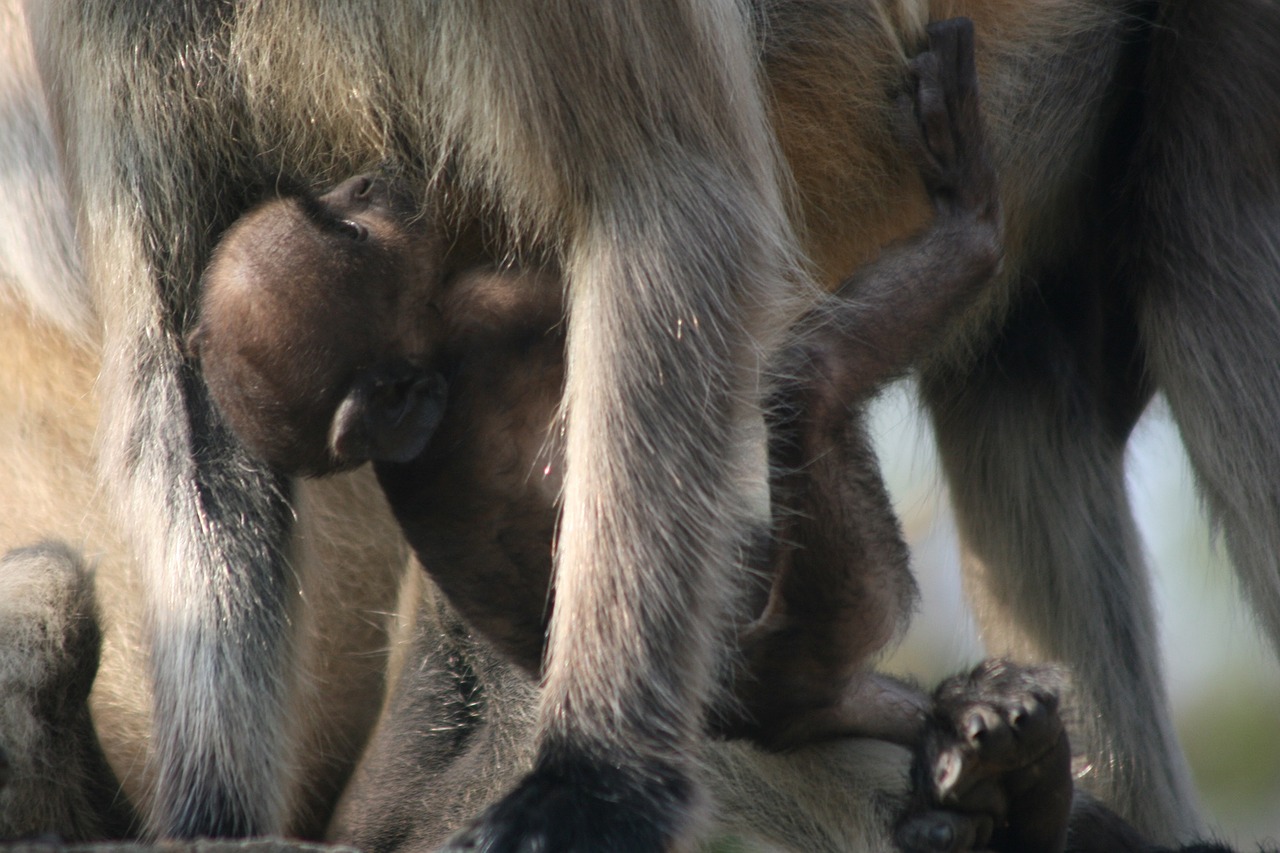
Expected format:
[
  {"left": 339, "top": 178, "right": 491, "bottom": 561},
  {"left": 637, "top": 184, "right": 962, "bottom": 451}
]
[{"left": 190, "top": 20, "right": 1000, "bottom": 750}]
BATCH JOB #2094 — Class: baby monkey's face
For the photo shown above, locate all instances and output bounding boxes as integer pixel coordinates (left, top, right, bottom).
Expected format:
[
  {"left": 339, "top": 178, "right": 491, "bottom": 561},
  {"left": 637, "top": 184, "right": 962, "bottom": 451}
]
[{"left": 191, "top": 174, "right": 449, "bottom": 476}]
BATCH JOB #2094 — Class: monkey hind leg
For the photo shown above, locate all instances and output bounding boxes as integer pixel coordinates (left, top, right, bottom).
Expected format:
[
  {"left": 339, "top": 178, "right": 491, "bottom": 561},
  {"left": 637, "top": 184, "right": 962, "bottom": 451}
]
[
  {"left": 1129, "top": 0, "right": 1280, "bottom": 667},
  {"left": 922, "top": 293, "right": 1201, "bottom": 843},
  {"left": 0, "top": 542, "right": 136, "bottom": 840},
  {"left": 728, "top": 396, "right": 922, "bottom": 749}
]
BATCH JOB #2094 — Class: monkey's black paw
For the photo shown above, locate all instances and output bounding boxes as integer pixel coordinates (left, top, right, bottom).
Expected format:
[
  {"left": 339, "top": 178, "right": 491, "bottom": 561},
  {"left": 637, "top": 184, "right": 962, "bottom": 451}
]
[
  {"left": 896, "top": 660, "right": 1072, "bottom": 853},
  {"left": 441, "top": 756, "right": 693, "bottom": 853}
]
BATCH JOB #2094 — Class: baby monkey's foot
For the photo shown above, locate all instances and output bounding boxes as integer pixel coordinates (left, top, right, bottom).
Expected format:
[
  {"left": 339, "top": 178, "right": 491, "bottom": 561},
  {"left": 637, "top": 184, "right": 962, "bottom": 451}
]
[{"left": 897, "top": 659, "right": 1073, "bottom": 853}]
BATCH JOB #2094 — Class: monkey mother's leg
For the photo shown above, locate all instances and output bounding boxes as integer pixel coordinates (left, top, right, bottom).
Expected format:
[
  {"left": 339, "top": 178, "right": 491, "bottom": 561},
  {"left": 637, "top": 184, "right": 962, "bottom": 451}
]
[
  {"left": 1129, "top": 1, "right": 1280, "bottom": 674},
  {"left": 29, "top": 4, "right": 305, "bottom": 837},
  {"left": 0, "top": 543, "right": 135, "bottom": 840},
  {"left": 920, "top": 276, "right": 1200, "bottom": 844},
  {"left": 436, "top": 4, "right": 801, "bottom": 850}
]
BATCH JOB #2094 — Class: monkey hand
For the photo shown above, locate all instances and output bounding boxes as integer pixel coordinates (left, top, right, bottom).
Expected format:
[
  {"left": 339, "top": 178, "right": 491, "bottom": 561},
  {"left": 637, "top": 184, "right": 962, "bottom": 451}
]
[
  {"left": 441, "top": 755, "right": 694, "bottom": 853},
  {"left": 900, "top": 17, "right": 1001, "bottom": 227},
  {"left": 330, "top": 367, "right": 448, "bottom": 467},
  {"left": 895, "top": 660, "right": 1073, "bottom": 853}
]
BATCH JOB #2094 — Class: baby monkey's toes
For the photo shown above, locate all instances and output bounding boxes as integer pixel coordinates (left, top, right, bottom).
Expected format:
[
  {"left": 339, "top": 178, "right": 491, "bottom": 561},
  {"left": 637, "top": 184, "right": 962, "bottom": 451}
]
[{"left": 897, "top": 660, "right": 1073, "bottom": 853}]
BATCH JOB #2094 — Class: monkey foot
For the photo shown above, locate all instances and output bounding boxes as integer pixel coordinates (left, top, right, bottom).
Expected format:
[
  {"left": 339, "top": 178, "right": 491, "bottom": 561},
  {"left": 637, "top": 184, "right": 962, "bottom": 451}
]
[
  {"left": 902, "top": 17, "right": 1000, "bottom": 222},
  {"left": 442, "top": 755, "right": 693, "bottom": 853},
  {"left": 896, "top": 660, "right": 1073, "bottom": 853}
]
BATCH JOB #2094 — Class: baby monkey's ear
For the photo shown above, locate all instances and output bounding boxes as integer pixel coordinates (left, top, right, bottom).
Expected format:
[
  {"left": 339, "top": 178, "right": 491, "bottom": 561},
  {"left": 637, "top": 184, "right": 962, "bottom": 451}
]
[{"left": 327, "top": 364, "right": 449, "bottom": 466}]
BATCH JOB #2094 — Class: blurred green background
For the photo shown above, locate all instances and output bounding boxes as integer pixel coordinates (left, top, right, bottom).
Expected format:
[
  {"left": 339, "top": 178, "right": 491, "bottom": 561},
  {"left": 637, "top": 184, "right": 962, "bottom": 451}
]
[{"left": 871, "top": 382, "right": 1280, "bottom": 844}]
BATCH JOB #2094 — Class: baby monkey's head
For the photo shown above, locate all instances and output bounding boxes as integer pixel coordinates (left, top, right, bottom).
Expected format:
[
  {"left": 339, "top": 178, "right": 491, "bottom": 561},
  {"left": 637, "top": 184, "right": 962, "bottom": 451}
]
[{"left": 190, "top": 174, "right": 449, "bottom": 476}]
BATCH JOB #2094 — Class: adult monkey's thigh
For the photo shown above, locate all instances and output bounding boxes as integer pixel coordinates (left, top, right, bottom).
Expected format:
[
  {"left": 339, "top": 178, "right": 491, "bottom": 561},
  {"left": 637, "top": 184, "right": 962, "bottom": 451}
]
[{"left": 434, "top": 5, "right": 798, "bottom": 849}]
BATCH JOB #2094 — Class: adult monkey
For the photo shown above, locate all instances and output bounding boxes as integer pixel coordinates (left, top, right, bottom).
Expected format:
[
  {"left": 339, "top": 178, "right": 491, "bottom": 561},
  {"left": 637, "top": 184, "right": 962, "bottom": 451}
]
[
  {"left": 29, "top": 1, "right": 805, "bottom": 849},
  {"left": 15, "top": 0, "right": 1280, "bottom": 848}
]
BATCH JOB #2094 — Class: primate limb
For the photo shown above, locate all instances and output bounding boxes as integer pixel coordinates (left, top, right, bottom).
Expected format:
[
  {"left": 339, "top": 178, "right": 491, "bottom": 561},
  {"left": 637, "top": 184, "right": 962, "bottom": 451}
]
[{"left": 731, "top": 16, "right": 1000, "bottom": 749}]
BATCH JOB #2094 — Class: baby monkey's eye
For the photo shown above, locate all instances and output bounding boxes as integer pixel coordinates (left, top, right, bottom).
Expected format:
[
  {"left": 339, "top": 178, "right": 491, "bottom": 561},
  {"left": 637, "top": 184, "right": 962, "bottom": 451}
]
[{"left": 338, "top": 219, "right": 369, "bottom": 242}]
